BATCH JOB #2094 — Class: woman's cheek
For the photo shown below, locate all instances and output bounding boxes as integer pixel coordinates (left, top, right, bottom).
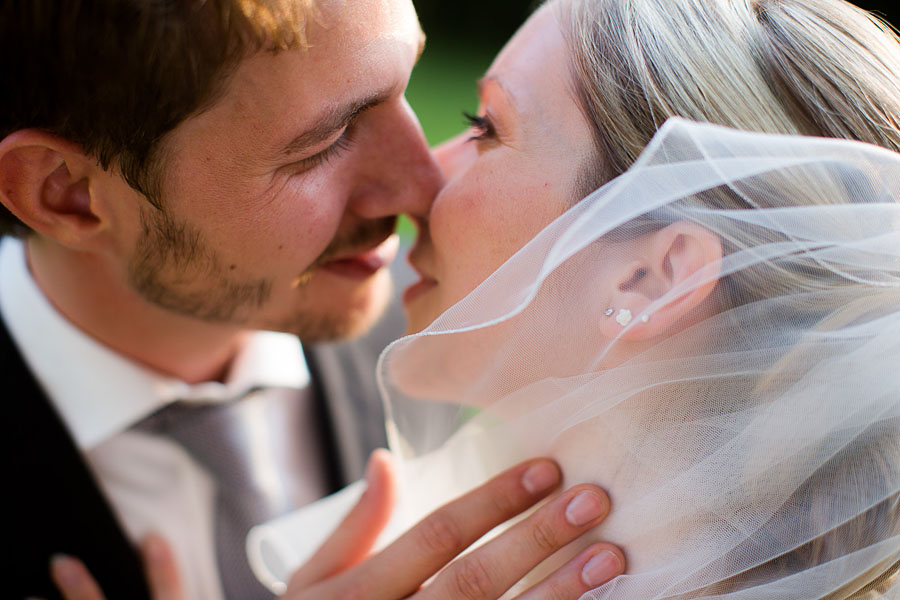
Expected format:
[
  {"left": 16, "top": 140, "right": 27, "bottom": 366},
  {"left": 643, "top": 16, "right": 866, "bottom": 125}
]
[{"left": 430, "top": 182, "right": 483, "bottom": 248}]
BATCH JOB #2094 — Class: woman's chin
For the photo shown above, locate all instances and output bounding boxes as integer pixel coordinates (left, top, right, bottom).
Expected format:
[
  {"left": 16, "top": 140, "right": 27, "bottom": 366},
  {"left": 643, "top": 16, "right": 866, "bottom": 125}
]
[
  {"left": 402, "top": 282, "right": 442, "bottom": 335},
  {"left": 403, "top": 304, "right": 438, "bottom": 335}
]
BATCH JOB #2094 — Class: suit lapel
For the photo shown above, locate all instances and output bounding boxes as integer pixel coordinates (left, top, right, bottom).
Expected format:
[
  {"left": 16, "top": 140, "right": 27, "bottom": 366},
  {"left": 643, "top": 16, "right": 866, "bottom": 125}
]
[
  {"left": 3, "top": 261, "right": 404, "bottom": 598},
  {"left": 304, "top": 339, "right": 389, "bottom": 488},
  {"left": 2, "top": 318, "right": 151, "bottom": 600}
]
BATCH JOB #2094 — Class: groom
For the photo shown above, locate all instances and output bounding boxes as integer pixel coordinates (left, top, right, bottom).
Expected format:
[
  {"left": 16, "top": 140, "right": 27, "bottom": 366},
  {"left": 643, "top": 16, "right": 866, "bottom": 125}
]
[{"left": 1, "top": 0, "right": 623, "bottom": 599}]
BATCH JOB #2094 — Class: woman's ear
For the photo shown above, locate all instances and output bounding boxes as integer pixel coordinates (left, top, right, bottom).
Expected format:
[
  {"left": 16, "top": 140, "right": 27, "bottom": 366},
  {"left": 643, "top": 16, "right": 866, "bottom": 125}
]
[
  {"left": 599, "top": 222, "right": 723, "bottom": 340},
  {"left": 0, "top": 130, "right": 110, "bottom": 247}
]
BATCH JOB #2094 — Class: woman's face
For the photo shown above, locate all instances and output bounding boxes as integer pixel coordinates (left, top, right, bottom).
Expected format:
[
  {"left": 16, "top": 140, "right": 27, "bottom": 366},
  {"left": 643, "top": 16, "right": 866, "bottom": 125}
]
[{"left": 404, "top": 4, "right": 598, "bottom": 333}]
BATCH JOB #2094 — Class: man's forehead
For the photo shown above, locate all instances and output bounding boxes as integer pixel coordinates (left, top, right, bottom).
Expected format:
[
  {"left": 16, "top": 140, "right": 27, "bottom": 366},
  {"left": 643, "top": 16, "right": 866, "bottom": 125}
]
[
  {"left": 310, "top": 0, "right": 422, "bottom": 43},
  {"left": 234, "top": 0, "right": 421, "bottom": 91},
  {"left": 168, "top": 0, "right": 423, "bottom": 165}
]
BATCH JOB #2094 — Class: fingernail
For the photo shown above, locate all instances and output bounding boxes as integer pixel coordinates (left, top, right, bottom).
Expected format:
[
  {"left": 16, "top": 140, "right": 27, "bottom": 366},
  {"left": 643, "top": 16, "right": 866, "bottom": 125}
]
[
  {"left": 582, "top": 550, "right": 623, "bottom": 587},
  {"left": 365, "top": 450, "right": 380, "bottom": 483},
  {"left": 50, "top": 554, "right": 81, "bottom": 586},
  {"left": 565, "top": 491, "right": 607, "bottom": 526},
  {"left": 522, "top": 461, "right": 559, "bottom": 494}
]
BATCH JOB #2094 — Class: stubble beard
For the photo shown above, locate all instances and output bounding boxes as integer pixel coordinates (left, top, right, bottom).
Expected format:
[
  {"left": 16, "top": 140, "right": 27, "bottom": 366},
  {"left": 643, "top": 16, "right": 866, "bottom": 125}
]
[{"left": 127, "top": 205, "right": 395, "bottom": 342}]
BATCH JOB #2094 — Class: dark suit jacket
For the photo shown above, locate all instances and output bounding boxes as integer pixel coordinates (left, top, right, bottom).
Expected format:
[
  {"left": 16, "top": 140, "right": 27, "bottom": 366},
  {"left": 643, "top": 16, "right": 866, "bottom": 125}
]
[{"left": 5, "top": 299, "right": 404, "bottom": 600}]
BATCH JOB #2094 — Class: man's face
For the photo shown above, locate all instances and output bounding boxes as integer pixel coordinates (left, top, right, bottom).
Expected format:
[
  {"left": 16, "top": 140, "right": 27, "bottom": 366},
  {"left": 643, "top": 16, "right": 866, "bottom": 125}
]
[{"left": 120, "top": 0, "right": 439, "bottom": 341}]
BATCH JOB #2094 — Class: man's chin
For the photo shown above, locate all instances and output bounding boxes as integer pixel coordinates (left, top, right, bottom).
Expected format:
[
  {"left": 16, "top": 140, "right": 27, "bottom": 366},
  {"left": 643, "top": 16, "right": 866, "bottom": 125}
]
[{"left": 276, "top": 272, "right": 395, "bottom": 343}]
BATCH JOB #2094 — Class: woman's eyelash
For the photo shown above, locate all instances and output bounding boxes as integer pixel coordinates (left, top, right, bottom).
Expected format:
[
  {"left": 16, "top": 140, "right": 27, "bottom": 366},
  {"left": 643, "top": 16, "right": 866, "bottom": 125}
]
[{"left": 464, "top": 111, "right": 496, "bottom": 142}]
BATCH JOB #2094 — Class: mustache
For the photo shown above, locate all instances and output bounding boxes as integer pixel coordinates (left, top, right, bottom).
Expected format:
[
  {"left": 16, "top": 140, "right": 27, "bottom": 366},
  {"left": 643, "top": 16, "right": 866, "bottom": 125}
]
[{"left": 303, "top": 216, "right": 398, "bottom": 274}]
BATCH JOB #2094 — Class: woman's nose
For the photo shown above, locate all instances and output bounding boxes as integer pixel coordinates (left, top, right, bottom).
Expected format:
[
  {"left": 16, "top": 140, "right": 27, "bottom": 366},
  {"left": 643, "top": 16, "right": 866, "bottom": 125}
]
[{"left": 433, "top": 131, "right": 474, "bottom": 181}]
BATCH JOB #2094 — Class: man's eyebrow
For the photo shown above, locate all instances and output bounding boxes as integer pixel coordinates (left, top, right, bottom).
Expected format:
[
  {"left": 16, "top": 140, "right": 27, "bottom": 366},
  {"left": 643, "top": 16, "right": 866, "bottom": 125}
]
[{"left": 280, "top": 90, "right": 391, "bottom": 156}]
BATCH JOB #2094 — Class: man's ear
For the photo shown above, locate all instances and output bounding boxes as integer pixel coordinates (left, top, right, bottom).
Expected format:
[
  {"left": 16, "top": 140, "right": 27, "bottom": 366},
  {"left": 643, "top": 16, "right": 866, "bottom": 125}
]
[
  {"left": 0, "top": 129, "right": 110, "bottom": 247},
  {"left": 599, "top": 222, "right": 723, "bottom": 340}
]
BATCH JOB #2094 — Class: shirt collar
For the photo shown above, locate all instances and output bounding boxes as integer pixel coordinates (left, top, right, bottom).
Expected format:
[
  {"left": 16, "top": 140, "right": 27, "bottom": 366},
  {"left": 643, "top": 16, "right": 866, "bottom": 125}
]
[{"left": 0, "top": 237, "right": 310, "bottom": 450}]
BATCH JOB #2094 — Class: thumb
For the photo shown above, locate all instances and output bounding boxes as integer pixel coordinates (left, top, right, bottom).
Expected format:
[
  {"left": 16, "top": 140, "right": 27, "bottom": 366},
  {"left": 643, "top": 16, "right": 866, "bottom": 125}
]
[{"left": 286, "top": 449, "right": 397, "bottom": 590}]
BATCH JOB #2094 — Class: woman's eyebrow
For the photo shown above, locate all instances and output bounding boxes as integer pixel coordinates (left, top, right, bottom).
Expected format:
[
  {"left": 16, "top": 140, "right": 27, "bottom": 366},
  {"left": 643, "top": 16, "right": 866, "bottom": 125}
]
[{"left": 477, "top": 75, "right": 518, "bottom": 111}]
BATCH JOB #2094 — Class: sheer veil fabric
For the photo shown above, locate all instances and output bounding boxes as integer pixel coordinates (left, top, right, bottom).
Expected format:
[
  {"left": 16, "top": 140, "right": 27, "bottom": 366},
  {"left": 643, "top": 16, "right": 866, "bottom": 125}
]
[
  {"left": 378, "top": 119, "right": 900, "bottom": 598},
  {"left": 248, "top": 119, "right": 900, "bottom": 597}
]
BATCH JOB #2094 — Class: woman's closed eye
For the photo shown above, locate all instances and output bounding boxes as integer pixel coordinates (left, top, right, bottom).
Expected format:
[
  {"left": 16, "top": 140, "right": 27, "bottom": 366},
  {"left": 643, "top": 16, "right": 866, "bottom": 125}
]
[{"left": 464, "top": 111, "right": 498, "bottom": 144}]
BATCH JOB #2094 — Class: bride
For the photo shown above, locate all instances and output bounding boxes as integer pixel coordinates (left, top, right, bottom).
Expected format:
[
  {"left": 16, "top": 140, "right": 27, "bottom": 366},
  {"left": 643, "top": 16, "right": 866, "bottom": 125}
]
[{"left": 257, "top": 0, "right": 899, "bottom": 597}]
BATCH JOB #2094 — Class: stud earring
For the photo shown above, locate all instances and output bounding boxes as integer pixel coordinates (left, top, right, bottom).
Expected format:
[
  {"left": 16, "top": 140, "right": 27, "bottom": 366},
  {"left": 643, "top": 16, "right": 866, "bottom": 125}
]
[
  {"left": 604, "top": 308, "right": 615, "bottom": 317},
  {"left": 640, "top": 314, "right": 651, "bottom": 324},
  {"left": 616, "top": 309, "right": 633, "bottom": 327}
]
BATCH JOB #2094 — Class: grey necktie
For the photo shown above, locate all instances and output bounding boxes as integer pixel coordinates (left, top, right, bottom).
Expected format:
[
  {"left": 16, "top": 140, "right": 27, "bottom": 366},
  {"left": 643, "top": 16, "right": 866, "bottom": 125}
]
[{"left": 137, "top": 386, "right": 326, "bottom": 600}]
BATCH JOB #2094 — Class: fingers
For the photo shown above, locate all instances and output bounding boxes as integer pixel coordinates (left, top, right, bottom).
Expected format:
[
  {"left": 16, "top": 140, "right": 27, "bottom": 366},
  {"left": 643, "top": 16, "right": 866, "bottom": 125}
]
[
  {"left": 142, "top": 535, "right": 185, "bottom": 600},
  {"left": 419, "top": 484, "right": 615, "bottom": 600},
  {"left": 50, "top": 537, "right": 187, "bottom": 600},
  {"left": 288, "top": 449, "right": 397, "bottom": 590},
  {"left": 350, "top": 459, "right": 563, "bottom": 599},
  {"left": 514, "top": 543, "right": 626, "bottom": 600},
  {"left": 50, "top": 555, "right": 107, "bottom": 600}
]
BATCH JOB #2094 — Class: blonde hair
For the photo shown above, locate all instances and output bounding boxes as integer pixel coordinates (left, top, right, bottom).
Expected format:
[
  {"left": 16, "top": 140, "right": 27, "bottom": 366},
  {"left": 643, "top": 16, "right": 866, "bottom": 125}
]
[
  {"left": 560, "top": 0, "right": 900, "bottom": 187},
  {"left": 557, "top": 0, "right": 900, "bottom": 595}
]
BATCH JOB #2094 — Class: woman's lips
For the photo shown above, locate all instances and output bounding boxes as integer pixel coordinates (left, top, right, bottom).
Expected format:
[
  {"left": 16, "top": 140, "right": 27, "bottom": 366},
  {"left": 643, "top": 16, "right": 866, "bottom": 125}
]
[
  {"left": 404, "top": 242, "right": 438, "bottom": 305},
  {"left": 320, "top": 234, "right": 400, "bottom": 280}
]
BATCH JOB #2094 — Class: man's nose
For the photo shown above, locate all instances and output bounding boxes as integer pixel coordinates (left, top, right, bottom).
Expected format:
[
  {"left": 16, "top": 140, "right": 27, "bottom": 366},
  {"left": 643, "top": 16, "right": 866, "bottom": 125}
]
[{"left": 351, "top": 98, "right": 443, "bottom": 221}]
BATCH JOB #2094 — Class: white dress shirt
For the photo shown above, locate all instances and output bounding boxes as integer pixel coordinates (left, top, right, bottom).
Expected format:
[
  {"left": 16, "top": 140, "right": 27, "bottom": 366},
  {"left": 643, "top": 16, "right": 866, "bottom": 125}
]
[{"left": 0, "top": 236, "right": 328, "bottom": 599}]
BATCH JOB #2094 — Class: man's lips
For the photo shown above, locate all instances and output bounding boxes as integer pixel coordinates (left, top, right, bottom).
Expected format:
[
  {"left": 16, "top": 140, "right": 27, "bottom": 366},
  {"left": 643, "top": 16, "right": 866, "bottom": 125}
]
[{"left": 320, "top": 234, "right": 400, "bottom": 280}]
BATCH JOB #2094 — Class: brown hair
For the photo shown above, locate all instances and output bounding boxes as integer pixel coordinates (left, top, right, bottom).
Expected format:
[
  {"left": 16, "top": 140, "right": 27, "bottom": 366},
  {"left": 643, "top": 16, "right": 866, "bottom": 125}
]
[{"left": 0, "top": 0, "right": 316, "bottom": 235}]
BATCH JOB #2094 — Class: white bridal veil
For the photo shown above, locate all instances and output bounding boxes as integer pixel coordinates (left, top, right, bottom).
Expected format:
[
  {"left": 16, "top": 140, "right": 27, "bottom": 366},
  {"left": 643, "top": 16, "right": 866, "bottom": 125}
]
[{"left": 250, "top": 119, "right": 900, "bottom": 598}]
